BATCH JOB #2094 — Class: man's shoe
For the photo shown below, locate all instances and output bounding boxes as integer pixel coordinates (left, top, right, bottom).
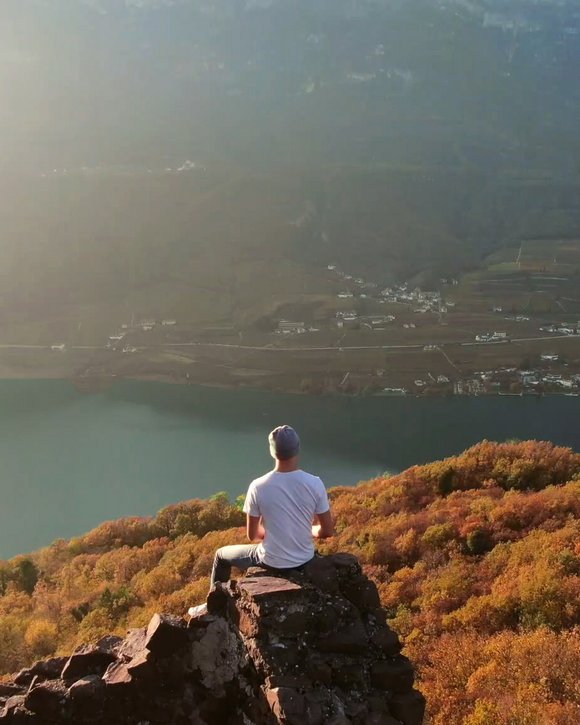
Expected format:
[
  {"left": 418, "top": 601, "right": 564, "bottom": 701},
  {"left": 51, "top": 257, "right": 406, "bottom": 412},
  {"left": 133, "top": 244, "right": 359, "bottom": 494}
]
[{"left": 187, "top": 603, "right": 207, "bottom": 619}]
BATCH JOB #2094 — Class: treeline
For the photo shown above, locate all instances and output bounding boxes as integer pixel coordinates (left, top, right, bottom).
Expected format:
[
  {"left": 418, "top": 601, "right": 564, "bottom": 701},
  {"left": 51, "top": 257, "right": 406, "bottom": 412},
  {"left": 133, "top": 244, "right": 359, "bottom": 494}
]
[{"left": 1, "top": 441, "right": 579, "bottom": 724}]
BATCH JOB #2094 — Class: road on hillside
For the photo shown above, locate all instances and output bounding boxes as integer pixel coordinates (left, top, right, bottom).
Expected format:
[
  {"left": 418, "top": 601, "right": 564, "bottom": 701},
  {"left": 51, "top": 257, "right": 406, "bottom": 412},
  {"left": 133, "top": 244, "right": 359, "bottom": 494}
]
[
  {"left": 162, "top": 333, "right": 580, "bottom": 352},
  {"left": 0, "top": 334, "right": 577, "bottom": 354}
]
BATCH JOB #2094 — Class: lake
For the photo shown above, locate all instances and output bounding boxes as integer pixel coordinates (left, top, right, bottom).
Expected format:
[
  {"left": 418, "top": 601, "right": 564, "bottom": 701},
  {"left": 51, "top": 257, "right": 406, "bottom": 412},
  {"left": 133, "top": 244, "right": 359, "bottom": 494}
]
[{"left": 1, "top": 379, "right": 579, "bottom": 559}]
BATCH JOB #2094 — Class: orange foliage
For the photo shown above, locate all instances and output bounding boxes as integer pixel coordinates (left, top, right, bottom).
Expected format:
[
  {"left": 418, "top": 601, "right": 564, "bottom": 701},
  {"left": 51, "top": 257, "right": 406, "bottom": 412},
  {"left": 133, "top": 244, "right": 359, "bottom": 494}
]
[{"left": 0, "top": 441, "right": 578, "bottom": 724}]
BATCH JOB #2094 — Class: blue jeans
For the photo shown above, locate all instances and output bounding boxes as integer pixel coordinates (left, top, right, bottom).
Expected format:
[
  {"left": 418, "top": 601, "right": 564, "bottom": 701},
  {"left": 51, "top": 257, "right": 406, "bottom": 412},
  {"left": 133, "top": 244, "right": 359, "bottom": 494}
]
[{"left": 210, "top": 544, "right": 262, "bottom": 589}]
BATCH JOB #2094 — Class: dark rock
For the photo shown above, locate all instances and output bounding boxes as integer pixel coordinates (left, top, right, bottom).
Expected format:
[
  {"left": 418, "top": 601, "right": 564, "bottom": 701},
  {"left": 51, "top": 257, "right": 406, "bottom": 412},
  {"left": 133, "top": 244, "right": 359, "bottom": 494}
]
[
  {"left": 303, "top": 691, "right": 325, "bottom": 725},
  {"left": 187, "top": 613, "right": 222, "bottom": 636},
  {"left": 102, "top": 661, "right": 132, "bottom": 687},
  {"left": 327, "top": 553, "right": 361, "bottom": 574},
  {"left": 116, "top": 627, "right": 147, "bottom": 661},
  {"left": 0, "top": 710, "right": 37, "bottom": 724},
  {"left": 237, "top": 608, "right": 259, "bottom": 638},
  {"left": 61, "top": 645, "right": 116, "bottom": 681},
  {"left": 95, "top": 635, "right": 123, "bottom": 654},
  {"left": 244, "top": 566, "right": 272, "bottom": 578},
  {"left": 332, "top": 663, "right": 367, "bottom": 690},
  {"left": 0, "top": 697, "right": 39, "bottom": 724},
  {"left": 0, "top": 685, "right": 22, "bottom": 698},
  {"left": 238, "top": 576, "right": 303, "bottom": 601},
  {"left": 13, "top": 657, "right": 68, "bottom": 687},
  {"left": 388, "top": 690, "right": 426, "bottom": 725},
  {"left": 144, "top": 613, "right": 189, "bottom": 658},
  {"left": 345, "top": 698, "right": 369, "bottom": 719},
  {"left": 371, "top": 609, "right": 388, "bottom": 627},
  {"left": 266, "top": 674, "right": 311, "bottom": 689},
  {"left": 246, "top": 636, "right": 304, "bottom": 678},
  {"left": 343, "top": 578, "right": 383, "bottom": 614},
  {"left": 198, "top": 696, "right": 236, "bottom": 725},
  {"left": 318, "top": 621, "right": 369, "bottom": 655},
  {"left": 368, "top": 693, "right": 391, "bottom": 713},
  {"left": 306, "top": 659, "right": 333, "bottom": 686},
  {"left": 206, "top": 583, "right": 231, "bottom": 617},
  {"left": 268, "top": 608, "right": 314, "bottom": 638},
  {"left": 1, "top": 695, "right": 26, "bottom": 714},
  {"left": 371, "top": 657, "right": 415, "bottom": 694},
  {"left": 126, "top": 649, "right": 156, "bottom": 681},
  {"left": 365, "top": 714, "right": 403, "bottom": 725},
  {"left": 24, "top": 680, "right": 67, "bottom": 715},
  {"left": 265, "top": 686, "right": 306, "bottom": 724},
  {"left": 303, "top": 556, "right": 340, "bottom": 593},
  {"left": 67, "top": 675, "right": 104, "bottom": 701},
  {"left": 265, "top": 641, "right": 305, "bottom": 675},
  {"left": 371, "top": 628, "right": 402, "bottom": 656}
]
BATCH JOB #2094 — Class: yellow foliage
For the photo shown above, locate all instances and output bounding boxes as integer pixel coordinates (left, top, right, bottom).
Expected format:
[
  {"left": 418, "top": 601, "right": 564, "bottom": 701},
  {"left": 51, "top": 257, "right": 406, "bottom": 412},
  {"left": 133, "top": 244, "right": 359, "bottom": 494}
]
[
  {"left": 0, "top": 616, "right": 27, "bottom": 674},
  {"left": 24, "top": 619, "right": 58, "bottom": 658},
  {"left": 0, "top": 440, "right": 578, "bottom": 723},
  {"left": 75, "top": 609, "right": 116, "bottom": 647}
]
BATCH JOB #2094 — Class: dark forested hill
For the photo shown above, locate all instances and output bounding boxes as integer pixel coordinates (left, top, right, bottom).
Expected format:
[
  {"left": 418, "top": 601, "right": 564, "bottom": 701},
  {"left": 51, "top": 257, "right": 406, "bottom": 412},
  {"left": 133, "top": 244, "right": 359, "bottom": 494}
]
[
  {"left": 1, "top": 0, "right": 580, "bottom": 333},
  {"left": 2, "top": 0, "right": 580, "bottom": 171},
  {"left": 1, "top": 440, "right": 579, "bottom": 723}
]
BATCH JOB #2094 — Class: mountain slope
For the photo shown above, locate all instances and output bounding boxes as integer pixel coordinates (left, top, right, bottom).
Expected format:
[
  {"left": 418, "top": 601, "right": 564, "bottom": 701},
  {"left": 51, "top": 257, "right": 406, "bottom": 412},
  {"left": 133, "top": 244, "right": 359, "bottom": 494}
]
[
  {"left": 1, "top": 1, "right": 580, "bottom": 333},
  {"left": 1, "top": 440, "right": 579, "bottom": 723},
  {"left": 2, "top": 0, "right": 580, "bottom": 170}
]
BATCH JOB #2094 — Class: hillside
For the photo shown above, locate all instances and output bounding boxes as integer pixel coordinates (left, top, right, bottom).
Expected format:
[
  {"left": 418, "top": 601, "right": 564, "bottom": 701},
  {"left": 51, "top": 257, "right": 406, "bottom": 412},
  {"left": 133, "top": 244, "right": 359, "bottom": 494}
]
[
  {"left": 3, "top": 1, "right": 580, "bottom": 172},
  {"left": 1, "top": 440, "right": 579, "bottom": 723},
  {"left": 5, "top": 167, "right": 580, "bottom": 334},
  {"left": 2, "top": 1, "right": 580, "bottom": 393},
  {"left": 2, "top": 0, "right": 580, "bottom": 342}
]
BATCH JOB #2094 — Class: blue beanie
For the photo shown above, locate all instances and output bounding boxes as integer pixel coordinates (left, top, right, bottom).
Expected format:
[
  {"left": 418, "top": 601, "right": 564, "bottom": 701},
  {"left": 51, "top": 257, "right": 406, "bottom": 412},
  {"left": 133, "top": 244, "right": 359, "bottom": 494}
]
[{"left": 269, "top": 425, "right": 300, "bottom": 460}]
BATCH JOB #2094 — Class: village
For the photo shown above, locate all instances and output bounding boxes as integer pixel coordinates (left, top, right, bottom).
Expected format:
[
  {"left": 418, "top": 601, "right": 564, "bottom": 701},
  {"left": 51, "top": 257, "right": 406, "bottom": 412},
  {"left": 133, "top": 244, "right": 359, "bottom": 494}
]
[
  {"left": 268, "top": 261, "right": 580, "bottom": 397},
  {"left": 38, "top": 258, "right": 580, "bottom": 399},
  {"left": 273, "top": 264, "right": 454, "bottom": 336}
]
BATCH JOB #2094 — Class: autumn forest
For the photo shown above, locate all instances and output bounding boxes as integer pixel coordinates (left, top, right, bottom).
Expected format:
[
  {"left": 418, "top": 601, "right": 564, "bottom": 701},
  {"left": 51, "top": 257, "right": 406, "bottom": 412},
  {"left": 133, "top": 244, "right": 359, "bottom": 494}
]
[{"left": 1, "top": 440, "right": 579, "bottom": 724}]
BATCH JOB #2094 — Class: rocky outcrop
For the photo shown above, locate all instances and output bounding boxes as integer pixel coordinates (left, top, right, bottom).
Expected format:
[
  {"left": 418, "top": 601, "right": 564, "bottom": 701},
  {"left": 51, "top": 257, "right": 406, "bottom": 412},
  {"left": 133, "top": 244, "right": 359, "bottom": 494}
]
[{"left": 0, "top": 554, "right": 425, "bottom": 724}]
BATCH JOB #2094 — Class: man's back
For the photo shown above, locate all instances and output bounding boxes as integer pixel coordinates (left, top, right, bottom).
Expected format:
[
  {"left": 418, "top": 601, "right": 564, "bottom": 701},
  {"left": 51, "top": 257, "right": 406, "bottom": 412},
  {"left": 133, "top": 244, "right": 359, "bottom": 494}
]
[{"left": 244, "top": 469, "right": 329, "bottom": 568}]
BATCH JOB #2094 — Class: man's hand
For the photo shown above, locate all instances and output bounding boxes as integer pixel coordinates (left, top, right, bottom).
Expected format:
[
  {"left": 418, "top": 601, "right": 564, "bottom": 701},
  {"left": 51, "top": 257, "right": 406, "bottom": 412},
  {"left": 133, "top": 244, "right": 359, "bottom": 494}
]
[{"left": 312, "top": 510, "right": 334, "bottom": 539}]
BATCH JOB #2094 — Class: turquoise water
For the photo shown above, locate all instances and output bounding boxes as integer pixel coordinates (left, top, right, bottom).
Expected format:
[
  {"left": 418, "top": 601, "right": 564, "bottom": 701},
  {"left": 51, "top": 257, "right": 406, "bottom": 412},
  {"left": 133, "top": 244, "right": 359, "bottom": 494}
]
[{"left": 0, "top": 380, "right": 579, "bottom": 558}]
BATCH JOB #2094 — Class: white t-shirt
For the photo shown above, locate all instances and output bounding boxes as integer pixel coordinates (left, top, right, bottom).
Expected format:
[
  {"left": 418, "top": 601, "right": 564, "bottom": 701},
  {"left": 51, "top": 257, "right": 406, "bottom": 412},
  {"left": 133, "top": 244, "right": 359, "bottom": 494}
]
[{"left": 243, "top": 469, "right": 330, "bottom": 569}]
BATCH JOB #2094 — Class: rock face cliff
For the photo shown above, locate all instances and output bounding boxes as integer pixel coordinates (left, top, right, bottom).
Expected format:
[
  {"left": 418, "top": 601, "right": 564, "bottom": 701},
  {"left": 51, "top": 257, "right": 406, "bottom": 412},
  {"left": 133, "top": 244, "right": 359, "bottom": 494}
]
[{"left": 0, "top": 554, "right": 425, "bottom": 724}]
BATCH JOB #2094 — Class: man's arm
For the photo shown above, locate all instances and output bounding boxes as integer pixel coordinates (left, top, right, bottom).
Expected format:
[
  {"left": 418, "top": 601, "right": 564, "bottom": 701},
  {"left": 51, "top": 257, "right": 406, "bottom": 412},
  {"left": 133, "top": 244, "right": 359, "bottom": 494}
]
[
  {"left": 247, "top": 514, "right": 266, "bottom": 542},
  {"left": 312, "top": 510, "right": 334, "bottom": 539}
]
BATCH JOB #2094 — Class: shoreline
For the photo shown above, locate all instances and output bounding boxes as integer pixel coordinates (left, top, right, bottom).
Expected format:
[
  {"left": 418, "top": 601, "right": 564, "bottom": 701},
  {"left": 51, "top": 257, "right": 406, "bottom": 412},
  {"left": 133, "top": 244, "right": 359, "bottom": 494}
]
[
  {"left": 1, "top": 331, "right": 580, "bottom": 397},
  {"left": 0, "top": 368, "right": 578, "bottom": 400}
]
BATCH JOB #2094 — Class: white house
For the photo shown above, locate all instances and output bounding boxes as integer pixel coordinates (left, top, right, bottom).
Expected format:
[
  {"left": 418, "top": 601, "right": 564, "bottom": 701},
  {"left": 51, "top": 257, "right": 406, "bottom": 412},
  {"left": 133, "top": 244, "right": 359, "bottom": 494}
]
[{"left": 278, "top": 321, "right": 306, "bottom": 334}]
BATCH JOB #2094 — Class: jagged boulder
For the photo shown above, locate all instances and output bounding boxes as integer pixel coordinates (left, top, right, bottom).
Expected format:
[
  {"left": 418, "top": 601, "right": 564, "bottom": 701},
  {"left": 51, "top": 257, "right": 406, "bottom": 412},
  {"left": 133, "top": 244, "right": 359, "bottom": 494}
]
[
  {"left": 0, "top": 553, "right": 425, "bottom": 724},
  {"left": 61, "top": 644, "right": 117, "bottom": 682},
  {"left": 13, "top": 657, "right": 69, "bottom": 687}
]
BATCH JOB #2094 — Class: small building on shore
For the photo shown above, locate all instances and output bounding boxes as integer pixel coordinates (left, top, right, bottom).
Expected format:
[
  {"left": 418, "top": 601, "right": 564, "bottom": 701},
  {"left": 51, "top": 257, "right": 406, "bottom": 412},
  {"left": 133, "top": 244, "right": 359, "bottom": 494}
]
[{"left": 277, "top": 320, "right": 306, "bottom": 334}]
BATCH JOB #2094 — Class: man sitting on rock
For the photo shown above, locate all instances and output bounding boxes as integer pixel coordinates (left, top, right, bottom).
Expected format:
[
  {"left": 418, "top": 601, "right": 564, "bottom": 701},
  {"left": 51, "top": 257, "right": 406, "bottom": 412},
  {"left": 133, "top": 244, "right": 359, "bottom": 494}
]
[{"left": 188, "top": 425, "right": 334, "bottom": 617}]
